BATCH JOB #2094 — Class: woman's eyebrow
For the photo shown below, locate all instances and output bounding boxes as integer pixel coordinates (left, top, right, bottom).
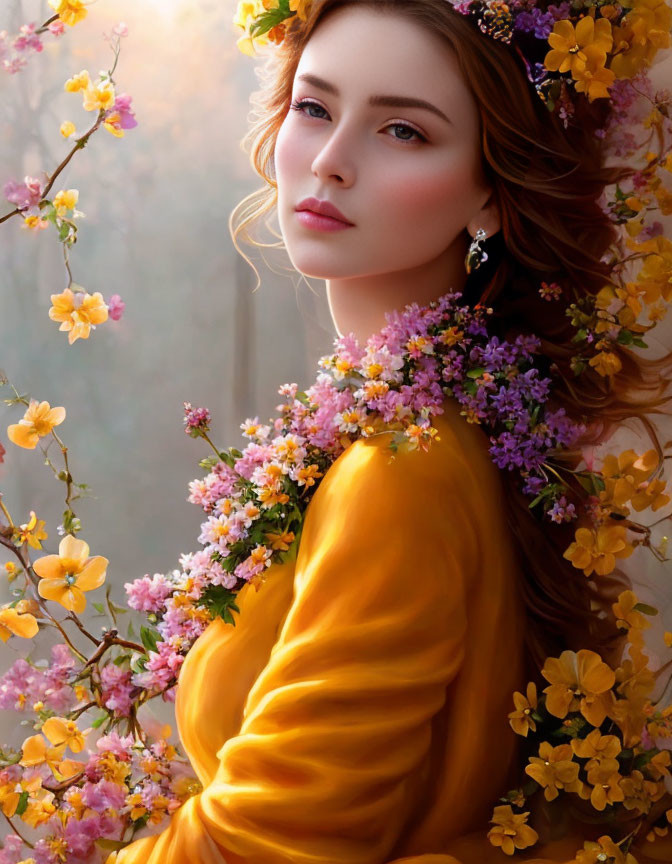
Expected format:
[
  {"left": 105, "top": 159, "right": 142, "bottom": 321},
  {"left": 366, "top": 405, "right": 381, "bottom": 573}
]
[{"left": 295, "top": 72, "right": 453, "bottom": 126}]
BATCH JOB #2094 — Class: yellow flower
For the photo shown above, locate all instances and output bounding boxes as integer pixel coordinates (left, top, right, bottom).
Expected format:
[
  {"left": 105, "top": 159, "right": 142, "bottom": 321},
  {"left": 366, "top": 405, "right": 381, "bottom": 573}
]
[
  {"left": 508, "top": 681, "right": 538, "bottom": 737},
  {"left": 23, "top": 215, "right": 49, "bottom": 231},
  {"left": 82, "top": 81, "right": 116, "bottom": 112},
  {"left": 525, "top": 741, "right": 580, "bottom": 801},
  {"left": 541, "top": 648, "right": 615, "bottom": 726},
  {"left": 487, "top": 804, "right": 539, "bottom": 855},
  {"left": 42, "top": 716, "right": 87, "bottom": 753},
  {"left": 585, "top": 758, "right": 624, "bottom": 810},
  {"left": 7, "top": 400, "right": 66, "bottom": 450},
  {"left": 610, "top": 0, "right": 671, "bottom": 80},
  {"left": 13, "top": 510, "right": 48, "bottom": 550},
  {"left": 544, "top": 15, "right": 613, "bottom": 77},
  {"left": 33, "top": 534, "right": 108, "bottom": 614},
  {"left": 53, "top": 188, "right": 78, "bottom": 217},
  {"left": 48, "top": 287, "right": 109, "bottom": 344},
  {"left": 290, "top": 0, "right": 312, "bottom": 21},
  {"left": 103, "top": 111, "right": 125, "bottom": 138},
  {"left": 588, "top": 350, "right": 622, "bottom": 377},
  {"left": 20, "top": 734, "right": 66, "bottom": 770},
  {"left": 264, "top": 530, "right": 295, "bottom": 551},
  {"left": 563, "top": 523, "right": 634, "bottom": 577},
  {"left": 48, "top": 0, "right": 88, "bottom": 27},
  {"left": 0, "top": 605, "right": 39, "bottom": 642},
  {"left": 60, "top": 120, "right": 76, "bottom": 138},
  {"left": 572, "top": 45, "right": 616, "bottom": 102},
  {"left": 600, "top": 448, "right": 667, "bottom": 512},
  {"left": 21, "top": 790, "right": 56, "bottom": 828},
  {"left": 665, "top": 631, "right": 672, "bottom": 647},
  {"left": 612, "top": 589, "right": 651, "bottom": 633},
  {"left": 571, "top": 728, "right": 621, "bottom": 763},
  {"left": 64, "top": 69, "right": 91, "bottom": 93},
  {"left": 573, "top": 834, "right": 640, "bottom": 864}
]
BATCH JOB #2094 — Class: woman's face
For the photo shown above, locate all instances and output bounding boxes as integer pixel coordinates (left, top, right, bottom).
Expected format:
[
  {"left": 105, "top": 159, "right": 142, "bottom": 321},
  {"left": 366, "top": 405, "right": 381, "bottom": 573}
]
[{"left": 275, "top": 4, "right": 495, "bottom": 282}]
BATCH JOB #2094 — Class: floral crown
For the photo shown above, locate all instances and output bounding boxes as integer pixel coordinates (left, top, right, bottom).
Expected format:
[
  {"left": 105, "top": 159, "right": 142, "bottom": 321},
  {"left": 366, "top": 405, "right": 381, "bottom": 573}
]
[{"left": 233, "top": 0, "right": 671, "bottom": 119}]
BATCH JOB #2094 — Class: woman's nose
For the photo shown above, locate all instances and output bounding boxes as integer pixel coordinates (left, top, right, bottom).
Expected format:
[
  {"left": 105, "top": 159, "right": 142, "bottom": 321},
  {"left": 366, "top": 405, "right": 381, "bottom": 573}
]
[{"left": 310, "top": 126, "right": 356, "bottom": 187}]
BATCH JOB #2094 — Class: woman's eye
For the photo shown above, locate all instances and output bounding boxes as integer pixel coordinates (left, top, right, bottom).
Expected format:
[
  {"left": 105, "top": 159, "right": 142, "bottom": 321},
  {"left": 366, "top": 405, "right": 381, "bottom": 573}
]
[{"left": 289, "top": 99, "right": 426, "bottom": 144}]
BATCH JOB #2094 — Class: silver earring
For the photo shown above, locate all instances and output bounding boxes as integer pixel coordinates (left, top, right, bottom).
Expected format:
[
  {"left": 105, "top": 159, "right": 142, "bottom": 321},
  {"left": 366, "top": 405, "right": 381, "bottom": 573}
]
[{"left": 465, "top": 227, "right": 489, "bottom": 274}]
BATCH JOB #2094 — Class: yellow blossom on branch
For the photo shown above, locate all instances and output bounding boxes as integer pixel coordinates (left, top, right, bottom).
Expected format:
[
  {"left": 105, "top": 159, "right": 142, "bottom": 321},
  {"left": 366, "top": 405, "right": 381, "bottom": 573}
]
[
  {"left": 487, "top": 804, "right": 539, "bottom": 855},
  {"left": 0, "top": 605, "right": 39, "bottom": 642},
  {"left": 13, "top": 510, "right": 48, "bottom": 550},
  {"left": 264, "top": 530, "right": 295, "bottom": 551},
  {"left": 20, "top": 734, "right": 66, "bottom": 771},
  {"left": 570, "top": 727, "right": 622, "bottom": 762},
  {"left": 23, "top": 215, "right": 49, "bottom": 231},
  {"left": 49, "top": 286, "right": 109, "bottom": 344},
  {"left": 32, "top": 534, "right": 108, "bottom": 614},
  {"left": 64, "top": 69, "right": 91, "bottom": 93},
  {"left": 48, "top": 0, "right": 89, "bottom": 28},
  {"left": 53, "top": 188, "right": 79, "bottom": 217},
  {"left": 41, "top": 716, "right": 87, "bottom": 753},
  {"left": 599, "top": 449, "right": 670, "bottom": 513},
  {"left": 563, "top": 522, "right": 634, "bottom": 577},
  {"left": 585, "top": 758, "right": 624, "bottom": 810},
  {"left": 612, "top": 589, "right": 651, "bottom": 633},
  {"left": 541, "top": 648, "right": 615, "bottom": 726},
  {"left": 7, "top": 400, "right": 66, "bottom": 450},
  {"left": 571, "top": 46, "right": 616, "bottom": 102},
  {"left": 60, "top": 120, "right": 76, "bottom": 138},
  {"left": 82, "top": 80, "right": 115, "bottom": 112}
]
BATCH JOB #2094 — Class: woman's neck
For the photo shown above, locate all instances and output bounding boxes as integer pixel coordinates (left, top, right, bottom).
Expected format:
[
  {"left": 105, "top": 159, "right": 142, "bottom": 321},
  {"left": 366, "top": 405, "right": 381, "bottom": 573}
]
[{"left": 325, "top": 237, "right": 469, "bottom": 344}]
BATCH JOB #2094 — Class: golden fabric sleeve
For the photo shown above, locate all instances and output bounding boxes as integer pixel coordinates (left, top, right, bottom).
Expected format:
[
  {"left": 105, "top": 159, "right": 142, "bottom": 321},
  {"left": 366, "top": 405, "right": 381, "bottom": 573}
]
[{"left": 108, "top": 431, "right": 475, "bottom": 864}]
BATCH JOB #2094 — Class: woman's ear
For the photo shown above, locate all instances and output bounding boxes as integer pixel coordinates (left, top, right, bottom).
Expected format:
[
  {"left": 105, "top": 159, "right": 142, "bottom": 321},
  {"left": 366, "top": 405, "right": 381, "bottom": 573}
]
[{"left": 467, "top": 191, "right": 501, "bottom": 240}]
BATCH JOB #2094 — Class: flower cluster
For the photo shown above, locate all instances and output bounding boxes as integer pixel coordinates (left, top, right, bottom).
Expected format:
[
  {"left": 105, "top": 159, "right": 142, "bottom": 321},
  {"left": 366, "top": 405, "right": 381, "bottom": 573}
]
[
  {"left": 114, "top": 290, "right": 670, "bottom": 704},
  {"left": 491, "top": 589, "right": 672, "bottom": 859},
  {"left": 232, "top": 0, "right": 671, "bottom": 118}
]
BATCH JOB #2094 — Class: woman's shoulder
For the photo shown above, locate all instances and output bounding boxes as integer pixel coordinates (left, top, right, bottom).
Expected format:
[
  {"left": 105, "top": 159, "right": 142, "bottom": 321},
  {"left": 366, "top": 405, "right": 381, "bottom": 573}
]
[{"left": 319, "top": 396, "right": 502, "bottom": 507}]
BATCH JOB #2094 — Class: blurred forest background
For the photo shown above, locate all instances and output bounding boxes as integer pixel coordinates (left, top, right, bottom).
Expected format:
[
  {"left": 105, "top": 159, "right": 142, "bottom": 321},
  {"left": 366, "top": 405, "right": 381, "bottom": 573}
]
[{"left": 0, "top": 0, "right": 671, "bottom": 743}]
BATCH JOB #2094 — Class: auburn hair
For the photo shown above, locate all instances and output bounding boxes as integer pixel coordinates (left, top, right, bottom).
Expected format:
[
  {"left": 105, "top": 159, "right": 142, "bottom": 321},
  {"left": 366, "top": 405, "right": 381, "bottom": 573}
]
[{"left": 230, "top": 0, "right": 672, "bottom": 687}]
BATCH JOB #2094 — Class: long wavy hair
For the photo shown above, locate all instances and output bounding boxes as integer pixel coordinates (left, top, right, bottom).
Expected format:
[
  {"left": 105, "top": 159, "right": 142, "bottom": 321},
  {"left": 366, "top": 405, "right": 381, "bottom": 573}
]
[{"left": 230, "top": 0, "right": 672, "bottom": 686}]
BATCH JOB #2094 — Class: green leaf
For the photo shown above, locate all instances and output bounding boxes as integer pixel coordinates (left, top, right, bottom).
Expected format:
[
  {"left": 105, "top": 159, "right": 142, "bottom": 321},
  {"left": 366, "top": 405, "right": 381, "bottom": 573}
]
[
  {"left": 466, "top": 367, "right": 486, "bottom": 379},
  {"left": 92, "top": 602, "right": 105, "bottom": 614},
  {"left": 96, "top": 839, "right": 131, "bottom": 851},
  {"left": 632, "top": 338, "right": 648, "bottom": 349},
  {"left": 92, "top": 712, "right": 108, "bottom": 729},
  {"left": 633, "top": 602, "right": 659, "bottom": 616},
  {"left": 15, "top": 790, "right": 29, "bottom": 816},
  {"left": 140, "top": 625, "right": 160, "bottom": 654},
  {"left": 617, "top": 329, "right": 634, "bottom": 345}
]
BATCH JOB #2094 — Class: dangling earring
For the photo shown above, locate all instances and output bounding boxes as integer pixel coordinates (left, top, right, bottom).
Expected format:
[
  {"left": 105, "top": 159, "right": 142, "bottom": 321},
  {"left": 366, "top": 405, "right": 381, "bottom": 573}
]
[{"left": 465, "top": 227, "right": 489, "bottom": 274}]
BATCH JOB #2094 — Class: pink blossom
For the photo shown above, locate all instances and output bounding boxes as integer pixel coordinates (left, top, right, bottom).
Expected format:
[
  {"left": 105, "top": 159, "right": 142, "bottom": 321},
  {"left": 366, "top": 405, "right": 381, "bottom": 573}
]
[
  {"left": 109, "top": 93, "right": 137, "bottom": 131},
  {"left": 48, "top": 20, "right": 66, "bottom": 36},
  {"left": 95, "top": 731, "right": 134, "bottom": 760},
  {"left": 100, "top": 664, "right": 134, "bottom": 717},
  {"left": 81, "top": 779, "right": 127, "bottom": 811},
  {"left": 3, "top": 175, "right": 42, "bottom": 211},
  {"left": 113, "top": 22, "right": 129, "bottom": 37},
  {"left": 107, "top": 293, "right": 125, "bottom": 320},
  {"left": 125, "top": 573, "right": 173, "bottom": 613},
  {"left": 13, "top": 23, "right": 43, "bottom": 54},
  {"left": 0, "top": 835, "right": 26, "bottom": 864}
]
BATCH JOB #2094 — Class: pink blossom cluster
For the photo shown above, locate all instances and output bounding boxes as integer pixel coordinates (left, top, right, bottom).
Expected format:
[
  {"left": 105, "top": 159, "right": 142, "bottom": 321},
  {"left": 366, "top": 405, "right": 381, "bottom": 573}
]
[
  {"left": 0, "top": 642, "right": 76, "bottom": 713},
  {"left": 0, "top": 19, "right": 64, "bottom": 75}
]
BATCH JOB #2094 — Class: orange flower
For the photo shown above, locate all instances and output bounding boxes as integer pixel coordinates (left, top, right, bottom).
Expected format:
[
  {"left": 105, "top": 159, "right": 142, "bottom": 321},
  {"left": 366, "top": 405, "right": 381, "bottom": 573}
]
[
  {"left": 563, "top": 523, "right": 634, "bottom": 577},
  {"left": 600, "top": 449, "right": 669, "bottom": 513},
  {"left": 7, "top": 400, "right": 65, "bottom": 450},
  {"left": 32, "top": 534, "right": 108, "bottom": 613},
  {"left": 41, "top": 716, "right": 87, "bottom": 753},
  {"left": 508, "top": 681, "right": 538, "bottom": 737},
  {"left": 487, "top": 804, "right": 539, "bottom": 855},
  {"left": 264, "top": 530, "right": 295, "bottom": 551},
  {"left": 541, "top": 648, "right": 615, "bottom": 726},
  {"left": 525, "top": 741, "right": 580, "bottom": 801},
  {"left": 49, "top": 287, "right": 109, "bottom": 344},
  {"left": 0, "top": 605, "right": 39, "bottom": 642}
]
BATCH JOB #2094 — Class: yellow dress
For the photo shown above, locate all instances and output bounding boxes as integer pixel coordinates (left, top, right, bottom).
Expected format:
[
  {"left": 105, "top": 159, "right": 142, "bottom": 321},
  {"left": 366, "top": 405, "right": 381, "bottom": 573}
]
[{"left": 107, "top": 399, "right": 671, "bottom": 864}]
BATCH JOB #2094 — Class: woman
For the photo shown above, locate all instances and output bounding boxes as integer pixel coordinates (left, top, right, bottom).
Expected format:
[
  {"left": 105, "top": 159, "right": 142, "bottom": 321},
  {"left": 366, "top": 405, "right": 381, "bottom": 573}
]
[{"left": 109, "top": 1, "right": 672, "bottom": 862}]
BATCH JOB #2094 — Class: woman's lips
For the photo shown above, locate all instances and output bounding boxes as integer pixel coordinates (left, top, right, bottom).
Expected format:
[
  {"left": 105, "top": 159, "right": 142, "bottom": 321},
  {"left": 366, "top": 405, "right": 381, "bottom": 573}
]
[{"left": 295, "top": 210, "right": 355, "bottom": 232}]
